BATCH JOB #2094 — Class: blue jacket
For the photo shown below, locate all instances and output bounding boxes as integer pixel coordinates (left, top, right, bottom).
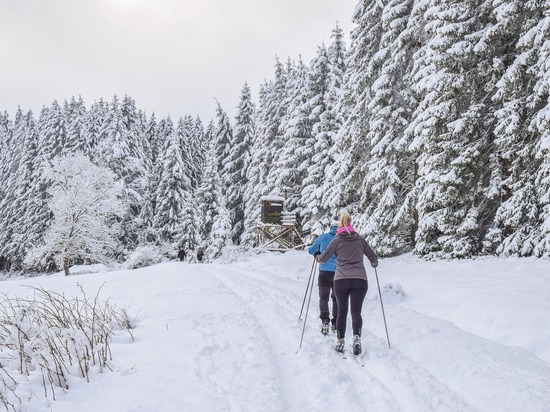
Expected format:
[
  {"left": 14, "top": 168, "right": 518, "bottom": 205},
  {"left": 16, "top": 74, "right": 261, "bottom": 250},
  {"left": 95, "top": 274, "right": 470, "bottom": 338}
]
[{"left": 308, "top": 226, "right": 337, "bottom": 272}]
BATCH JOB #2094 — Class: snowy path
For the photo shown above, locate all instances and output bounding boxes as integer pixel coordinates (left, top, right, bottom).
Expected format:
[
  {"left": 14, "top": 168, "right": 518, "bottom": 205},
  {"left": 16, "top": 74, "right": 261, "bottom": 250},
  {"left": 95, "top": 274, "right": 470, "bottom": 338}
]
[
  {"left": 4, "top": 250, "right": 550, "bottom": 412},
  {"left": 203, "top": 257, "right": 550, "bottom": 412}
]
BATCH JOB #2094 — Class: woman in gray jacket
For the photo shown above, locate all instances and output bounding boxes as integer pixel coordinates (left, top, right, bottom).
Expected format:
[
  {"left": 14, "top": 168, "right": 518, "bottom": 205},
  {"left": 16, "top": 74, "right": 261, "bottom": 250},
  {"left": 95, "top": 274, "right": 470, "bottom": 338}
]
[{"left": 315, "top": 212, "right": 378, "bottom": 355}]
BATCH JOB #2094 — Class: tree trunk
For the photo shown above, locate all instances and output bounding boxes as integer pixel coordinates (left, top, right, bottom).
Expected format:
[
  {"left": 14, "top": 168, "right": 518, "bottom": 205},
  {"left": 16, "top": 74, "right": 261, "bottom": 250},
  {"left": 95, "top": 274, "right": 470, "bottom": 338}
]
[{"left": 63, "top": 257, "right": 70, "bottom": 276}]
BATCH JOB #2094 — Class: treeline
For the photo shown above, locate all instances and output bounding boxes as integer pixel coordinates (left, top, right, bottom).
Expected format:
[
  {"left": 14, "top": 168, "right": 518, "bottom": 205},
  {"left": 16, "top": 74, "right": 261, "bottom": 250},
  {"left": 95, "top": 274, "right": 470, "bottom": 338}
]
[{"left": 1, "top": 0, "right": 550, "bottom": 273}]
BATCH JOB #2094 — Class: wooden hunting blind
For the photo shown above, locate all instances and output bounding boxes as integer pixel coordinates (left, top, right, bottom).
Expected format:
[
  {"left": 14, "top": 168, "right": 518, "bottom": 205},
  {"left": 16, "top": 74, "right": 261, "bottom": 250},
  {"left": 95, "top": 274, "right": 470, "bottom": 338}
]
[
  {"left": 261, "top": 196, "right": 284, "bottom": 224},
  {"left": 257, "top": 196, "right": 306, "bottom": 251}
]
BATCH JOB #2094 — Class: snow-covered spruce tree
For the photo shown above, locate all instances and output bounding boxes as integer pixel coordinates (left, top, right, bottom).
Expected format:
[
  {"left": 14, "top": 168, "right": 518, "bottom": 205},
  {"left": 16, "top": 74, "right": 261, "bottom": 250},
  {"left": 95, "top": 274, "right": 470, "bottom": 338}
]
[
  {"left": 0, "top": 111, "right": 10, "bottom": 271},
  {"left": 0, "top": 109, "right": 22, "bottom": 271},
  {"left": 85, "top": 98, "right": 108, "bottom": 157},
  {"left": 208, "top": 198, "right": 233, "bottom": 259},
  {"left": 484, "top": 0, "right": 548, "bottom": 257},
  {"left": 6, "top": 111, "right": 46, "bottom": 269},
  {"left": 252, "top": 59, "right": 289, "bottom": 197},
  {"left": 0, "top": 111, "right": 11, "bottom": 216},
  {"left": 201, "top": 103, "right": 235, "bottom": 256},
  {"left": 272, "top": 56, "right": 312, "bottom": 221},
  {"left": 403, "top": 0, "right": 497, "bottom": 258},
  {"left": 0, "top": 110, "right": 41, "bottom": 271},
  {"left": 240, "top": 97, "right": 265, "bottom": 247},
  {"left": 213, "top": 102, "right": 233, "bottom": 180},
  {"left": 355, "top": 0, "right": 419, "bottom": 256},
  {"left": 24, "top": 154, "right": 124, "bottom": 275},
  {"left": 224, "top": 83, "right": 255, "bottom": 245},
  {"left": 152, "top": 128, "right": 193, "bottom": 246},
  {"left": 39, "top": 100, "right": 68, "bottom": 159},
  {"left": 179, "top": 114, "right": 203, "bottom": 190},
  {"left": 94, "top": 95, "right": 149, "bottom": 252},
  {"left": 179, "top": 198, "right": 200, "bottom": 255},
  {"left": 241, "top": 59, "right": 289, "bottom": 246},
  {"left": 195, "top": 136, "right": 228, "bottom": 256},
  {"left": 175, "top": 116, "right": 196, "bottom": 187},
  {"left": 171, "top": 115, "right": 201, "bottom": 252},
  {"left": 302, "top": 25, "right": 348, "bottom": 236},
  {"left": 190, "top": 116, "right": 208, "bottom": 187},
  {"left": 321, "top": 0, "right": 386, "bottom": 217},
  {"left": 532, "top": 6, "right": 550, "bottom": 257},
  {"left": 139, "top": 112, "right": 160, "bottom": 244},
  {"left": 64, "top": 96, "right": 89, "bottom": 154}
]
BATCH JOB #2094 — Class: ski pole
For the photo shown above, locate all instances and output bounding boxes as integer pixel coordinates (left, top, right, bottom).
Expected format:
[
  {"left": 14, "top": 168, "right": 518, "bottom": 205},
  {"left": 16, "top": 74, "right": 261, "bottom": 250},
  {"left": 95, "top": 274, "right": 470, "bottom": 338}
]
[
  {"left": 297, "top": 260, "right": 317, "bottom": 352},
  {"left": 299, "top": 258, "right": 317, "bottom": 321},
  {"left": 374, "top": 267, "right": 391, "bottom": 349}
]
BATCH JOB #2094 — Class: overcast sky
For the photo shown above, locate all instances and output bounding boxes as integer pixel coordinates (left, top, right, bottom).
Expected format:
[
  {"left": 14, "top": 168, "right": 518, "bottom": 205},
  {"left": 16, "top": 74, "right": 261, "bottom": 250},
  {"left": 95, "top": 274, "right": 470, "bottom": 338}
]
[{"left": 1, "top": 0, "right": 358, "bottom": 123}]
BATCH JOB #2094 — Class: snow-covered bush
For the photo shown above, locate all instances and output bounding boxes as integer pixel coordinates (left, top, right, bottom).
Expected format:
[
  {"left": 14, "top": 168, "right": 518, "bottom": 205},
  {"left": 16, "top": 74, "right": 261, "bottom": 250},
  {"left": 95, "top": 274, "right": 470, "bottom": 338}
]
[
  {"left": 123, "top": 245, "right": 167, "bottom": 269},
  {"left": 215, "top": 245, "right": 259, "bottom": 263},
  {"left": 379, "top": 282, "right": 407, "bottom": 304},
  {"left": 0, "top": 286, "right": 134, "bottom": 409}
]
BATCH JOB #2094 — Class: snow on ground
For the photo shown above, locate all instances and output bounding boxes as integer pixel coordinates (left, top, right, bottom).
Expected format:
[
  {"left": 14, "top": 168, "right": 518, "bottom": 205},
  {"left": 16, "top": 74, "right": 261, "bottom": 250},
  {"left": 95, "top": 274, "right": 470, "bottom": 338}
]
[{"left": 2, "top": 250, "right": 550, "bottom": 411}]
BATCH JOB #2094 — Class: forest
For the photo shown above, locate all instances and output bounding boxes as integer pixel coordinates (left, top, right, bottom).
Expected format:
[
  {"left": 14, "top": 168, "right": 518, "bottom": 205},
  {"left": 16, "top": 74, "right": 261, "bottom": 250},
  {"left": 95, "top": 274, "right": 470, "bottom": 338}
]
[{"left": 1, "top": 0, "right": 549, "bottom": 273}]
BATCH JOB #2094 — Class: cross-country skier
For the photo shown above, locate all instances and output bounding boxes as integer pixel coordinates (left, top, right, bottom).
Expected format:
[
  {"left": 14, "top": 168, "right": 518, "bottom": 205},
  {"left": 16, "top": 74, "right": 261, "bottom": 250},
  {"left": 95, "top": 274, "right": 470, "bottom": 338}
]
[
  {"left": 197, "top": 247, "right": 204, "bottom": 263},
  {"left": 314, "top": 212, "right": 378, "bottom": 356},
  {"left": 308, "top": 216, "right": 339, "bottom": 336},
  {"left": 178, "top": 247, "right": 186, "bottom": 262}
]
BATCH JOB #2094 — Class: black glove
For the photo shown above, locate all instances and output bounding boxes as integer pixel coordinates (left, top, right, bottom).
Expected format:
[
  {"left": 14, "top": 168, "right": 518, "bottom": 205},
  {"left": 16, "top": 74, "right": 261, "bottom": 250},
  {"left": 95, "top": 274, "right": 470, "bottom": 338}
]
[
  {"left": 313, "top": 250, "right": 321, "bottom": 257},
  {"left": 371, "top": 261, "right": 378, "bottom": 268}
]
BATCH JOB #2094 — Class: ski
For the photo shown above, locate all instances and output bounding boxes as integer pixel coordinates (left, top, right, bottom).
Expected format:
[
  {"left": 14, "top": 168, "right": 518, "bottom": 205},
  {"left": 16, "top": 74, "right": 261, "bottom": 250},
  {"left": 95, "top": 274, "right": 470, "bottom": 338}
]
[
  {"left": 349, "top": 344, "right": 365, "bottom": 367},
  {"left": 352, "top": 354, "right": 364, "bottom": 367},
  {"left": 334, "top": 345, "right": 346, "bottom": 359}
]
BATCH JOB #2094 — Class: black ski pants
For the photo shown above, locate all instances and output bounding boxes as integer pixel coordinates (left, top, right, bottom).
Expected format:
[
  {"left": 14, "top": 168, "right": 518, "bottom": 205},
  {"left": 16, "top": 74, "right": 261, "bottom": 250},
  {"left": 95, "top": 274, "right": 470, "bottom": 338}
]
[
  {"left": 334, "top": 278, "right": 368, "bottom": 339},
  {"left": 318, "top": 270, "right": 337, "bottom": 324}
]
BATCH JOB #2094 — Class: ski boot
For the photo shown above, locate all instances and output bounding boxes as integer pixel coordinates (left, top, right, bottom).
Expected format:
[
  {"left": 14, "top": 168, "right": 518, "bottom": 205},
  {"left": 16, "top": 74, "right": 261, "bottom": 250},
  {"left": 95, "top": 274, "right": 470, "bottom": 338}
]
[
  {"left": 321, "top": 320, "right": 330, "bottom": 336},
  {"left": 335, "top": 338, "right": 345, "bottom": 354},
  {"left": 352, "top": 334, "right": 361, "bottom": 356}
]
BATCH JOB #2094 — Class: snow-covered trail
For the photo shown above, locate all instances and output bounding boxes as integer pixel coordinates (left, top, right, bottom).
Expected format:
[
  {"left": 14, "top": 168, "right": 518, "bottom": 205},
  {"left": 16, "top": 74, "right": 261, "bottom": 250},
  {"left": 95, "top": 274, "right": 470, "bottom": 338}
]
[
  {"left": 203, "top": 255, "right": 550, "bottom": 412},
  {"left": 4, "top": 250, "right": 550, "bottom": 412}
]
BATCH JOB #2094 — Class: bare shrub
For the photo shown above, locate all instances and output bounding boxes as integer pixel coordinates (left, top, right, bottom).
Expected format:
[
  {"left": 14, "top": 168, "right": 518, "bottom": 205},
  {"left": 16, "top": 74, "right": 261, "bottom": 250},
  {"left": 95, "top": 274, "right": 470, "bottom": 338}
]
[{"left": 0, "top": 284, "right": 135, "bottom": 409}]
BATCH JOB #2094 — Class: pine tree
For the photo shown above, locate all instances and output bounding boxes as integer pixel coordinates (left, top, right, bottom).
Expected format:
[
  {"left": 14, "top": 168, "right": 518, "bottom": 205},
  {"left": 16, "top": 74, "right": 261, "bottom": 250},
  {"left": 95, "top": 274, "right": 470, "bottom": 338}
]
[
  {"left": 405, "top": 0, "right": 496, "bottom": 257},
  {"left": 321, "top": 0, "right": 386, "bottom": 216},
  {"left": 64, "top": 96, "right": 88, "bottom": 154},
  {"left": 225, "top": 83, "right": 255, "bottom": 244},
  {"left": 10, "top": 111, "right": 46, "bottom": 266},
  {"left": 85, "top": 99, "right": 108, "bottom": 156},
  {"left": 195, "top": 137, "right": 224, "bottom": 250},
  {"left": 302, "top": 26, "right": 348, "bottom": 235},
  {"left": 485, "top": 0, "right": 548, "bottom": 256},
  {"left": 242, "top": 61, "right": 287, "bottom": 246},
  {"left": 357, "top": 0, "right": 419, "bottom": 255},
  {"left": 95, "top": 95, "right": 149, "bottom": 250},
  {"left": 38, "top": 100, "right": 67, "bottom": 159},
  {"left": 152, "top": 129, "right": 192, "bottom": 244},
  {"left": 532, "top": 2, "right": 550, "bottom": 256},
  {"left": 0, "top": 109, "right": 37, "bottom": 269}
]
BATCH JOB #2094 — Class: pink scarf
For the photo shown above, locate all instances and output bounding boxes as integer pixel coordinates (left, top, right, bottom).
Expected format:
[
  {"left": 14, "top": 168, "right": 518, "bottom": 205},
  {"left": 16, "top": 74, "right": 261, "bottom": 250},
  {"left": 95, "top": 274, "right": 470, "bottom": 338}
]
[{"left": 336, "top": 224, "right": 355, "bottom": 236}]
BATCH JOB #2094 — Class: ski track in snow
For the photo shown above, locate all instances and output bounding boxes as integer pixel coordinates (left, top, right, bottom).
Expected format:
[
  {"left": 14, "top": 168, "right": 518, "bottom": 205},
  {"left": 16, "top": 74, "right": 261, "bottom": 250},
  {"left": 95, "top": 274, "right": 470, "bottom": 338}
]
[
  {"left": 200, "top": 258, "right": 550, "bottom": 412},
  {"left": 203, "top": 263, "right": 469, "bottom": 411}
]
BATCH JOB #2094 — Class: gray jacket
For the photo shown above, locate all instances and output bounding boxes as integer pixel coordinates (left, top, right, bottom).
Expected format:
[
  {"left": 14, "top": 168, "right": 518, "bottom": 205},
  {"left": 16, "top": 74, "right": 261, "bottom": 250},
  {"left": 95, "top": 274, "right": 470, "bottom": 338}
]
[{"left": 316, "top": 231, "right": 378, "bottom": 281}]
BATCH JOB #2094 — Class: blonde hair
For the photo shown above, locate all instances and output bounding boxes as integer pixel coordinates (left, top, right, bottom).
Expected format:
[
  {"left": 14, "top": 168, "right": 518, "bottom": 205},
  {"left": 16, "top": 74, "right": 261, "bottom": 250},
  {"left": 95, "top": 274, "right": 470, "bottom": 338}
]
[{"left": 338, "top": 212, "right": 352, "bottom": 229}]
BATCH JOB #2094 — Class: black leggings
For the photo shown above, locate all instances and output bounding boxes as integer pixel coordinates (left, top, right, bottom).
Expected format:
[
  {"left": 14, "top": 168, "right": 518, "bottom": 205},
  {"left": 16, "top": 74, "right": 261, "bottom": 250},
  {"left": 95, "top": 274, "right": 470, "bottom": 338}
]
[
  {"left": 318, "top": 270, "right": 337, "bottom": 323},
  {"left": 334, "top": 278, "right": 368, "bottom": 339}
]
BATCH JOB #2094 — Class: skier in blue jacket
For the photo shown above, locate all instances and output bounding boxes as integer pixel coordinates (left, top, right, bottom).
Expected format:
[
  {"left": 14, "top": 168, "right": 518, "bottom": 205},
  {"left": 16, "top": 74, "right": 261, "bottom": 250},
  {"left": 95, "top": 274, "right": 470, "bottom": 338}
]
[{"left": 308, "top": 217, "right": 339, "bottom": 335}]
